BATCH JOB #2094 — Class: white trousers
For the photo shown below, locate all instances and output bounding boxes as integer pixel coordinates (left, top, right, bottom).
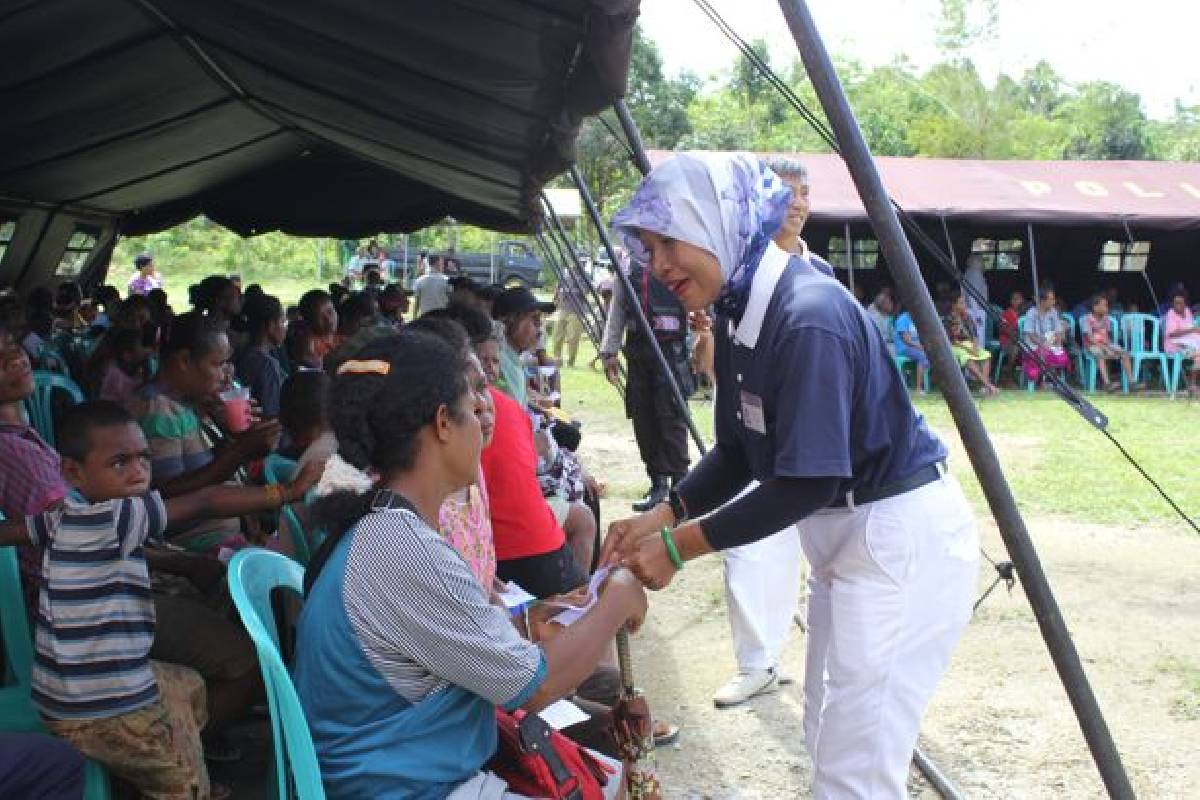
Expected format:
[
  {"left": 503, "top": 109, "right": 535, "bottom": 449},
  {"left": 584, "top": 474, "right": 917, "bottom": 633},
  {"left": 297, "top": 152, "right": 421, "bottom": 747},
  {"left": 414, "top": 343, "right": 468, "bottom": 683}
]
[
  {"left": 801, "top": 475, "right": 978, "bottom": 799},
  {"left": 723, "top": 524, "right": 805, "bottom": 673}
]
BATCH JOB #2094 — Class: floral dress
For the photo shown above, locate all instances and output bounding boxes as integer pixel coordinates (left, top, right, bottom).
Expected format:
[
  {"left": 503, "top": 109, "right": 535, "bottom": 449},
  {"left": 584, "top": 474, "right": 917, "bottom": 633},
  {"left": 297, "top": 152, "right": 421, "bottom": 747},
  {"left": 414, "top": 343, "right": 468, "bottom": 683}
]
[{"left": 437, "top": 475, "right": 497, "bottom": 591}]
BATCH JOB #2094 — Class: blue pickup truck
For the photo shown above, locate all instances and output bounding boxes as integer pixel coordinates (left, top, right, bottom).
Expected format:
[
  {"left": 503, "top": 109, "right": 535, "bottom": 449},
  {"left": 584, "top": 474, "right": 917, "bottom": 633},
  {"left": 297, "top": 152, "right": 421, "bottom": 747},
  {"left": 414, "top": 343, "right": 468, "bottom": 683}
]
[{"left": 389, "top": 240, "right": 544, "bottom": 288}]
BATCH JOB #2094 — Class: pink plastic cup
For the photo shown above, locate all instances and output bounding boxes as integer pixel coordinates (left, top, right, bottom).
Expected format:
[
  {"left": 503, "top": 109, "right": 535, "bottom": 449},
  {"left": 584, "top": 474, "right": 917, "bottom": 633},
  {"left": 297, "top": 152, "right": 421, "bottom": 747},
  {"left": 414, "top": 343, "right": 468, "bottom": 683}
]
[{"left": 221, "top": 387, "right": 252, "bottom": 433}]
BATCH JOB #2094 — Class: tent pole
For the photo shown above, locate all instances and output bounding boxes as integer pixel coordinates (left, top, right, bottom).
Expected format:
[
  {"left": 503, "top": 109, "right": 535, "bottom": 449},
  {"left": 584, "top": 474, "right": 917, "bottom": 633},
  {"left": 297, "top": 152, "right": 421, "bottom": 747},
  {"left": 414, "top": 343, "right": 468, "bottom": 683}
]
[
  {"left": 570, "top": 164, "right": 707, "bottom": 456},
  {"left": 614, "top": 99, "right": 653, "bottom": 174},
  {"left": 940, "top": 215, "right": 957, "bottom": 267},
  {"left": 1123, "top": 219, "right": 1160, "bottom": 312},
  {"left": 1027, "top": 222, "right": 1041, "bottom": 300},
  {"left": 843, "top": 221, "right": 854, "bottom": 295},
  {"left": 776, "top": 2, "right": 1135, "bottom": 798}
]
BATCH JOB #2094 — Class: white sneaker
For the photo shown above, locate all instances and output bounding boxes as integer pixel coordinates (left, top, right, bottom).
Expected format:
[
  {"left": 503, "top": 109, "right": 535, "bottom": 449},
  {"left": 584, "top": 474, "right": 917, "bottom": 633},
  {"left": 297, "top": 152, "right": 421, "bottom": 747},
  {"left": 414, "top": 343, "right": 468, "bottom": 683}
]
[{"left": 713, "top": 669, "right": 779, "bottom": 708}]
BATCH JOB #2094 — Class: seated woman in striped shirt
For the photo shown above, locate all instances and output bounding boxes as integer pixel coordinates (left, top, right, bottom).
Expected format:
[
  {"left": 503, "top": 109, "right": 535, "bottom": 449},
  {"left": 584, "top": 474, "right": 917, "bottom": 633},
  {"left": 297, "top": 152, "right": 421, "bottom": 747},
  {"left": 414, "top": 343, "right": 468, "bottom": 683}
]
[
  {"left": 0, "top": 400, "right": 321, "bottom": 800},
  {"left": 294, "top": 330, "right": 647, "bottom": 800}
]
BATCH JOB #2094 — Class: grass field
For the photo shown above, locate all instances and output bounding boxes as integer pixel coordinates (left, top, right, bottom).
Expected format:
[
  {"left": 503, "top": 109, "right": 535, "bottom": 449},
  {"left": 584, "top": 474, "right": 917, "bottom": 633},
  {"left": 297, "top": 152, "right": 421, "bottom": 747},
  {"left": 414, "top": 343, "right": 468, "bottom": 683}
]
[
  {"left": 159, "top": 257, "right": 1197, "bottom": 531},
  {"left": 558, "top": 338, "right": 1199, "bottom": 531}
]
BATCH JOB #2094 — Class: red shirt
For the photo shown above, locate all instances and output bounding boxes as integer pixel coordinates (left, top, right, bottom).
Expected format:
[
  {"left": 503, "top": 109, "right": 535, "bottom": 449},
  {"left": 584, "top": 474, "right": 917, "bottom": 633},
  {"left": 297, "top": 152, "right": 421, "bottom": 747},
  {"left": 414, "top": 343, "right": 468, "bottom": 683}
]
[
  {"left": 481, "top": 387, "right": 565, "bottom": 561},
  {"left": 999, "top": 308, "right": 1019, "bottom": 347}
]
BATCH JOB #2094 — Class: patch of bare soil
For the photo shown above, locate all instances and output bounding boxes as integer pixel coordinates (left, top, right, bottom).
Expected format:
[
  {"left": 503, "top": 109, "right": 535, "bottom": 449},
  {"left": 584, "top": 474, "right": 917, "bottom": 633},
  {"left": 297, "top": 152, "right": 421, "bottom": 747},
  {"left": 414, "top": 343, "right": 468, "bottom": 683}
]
[{"left": 584, "top": 430, "right": 1200, "bottom": 798}]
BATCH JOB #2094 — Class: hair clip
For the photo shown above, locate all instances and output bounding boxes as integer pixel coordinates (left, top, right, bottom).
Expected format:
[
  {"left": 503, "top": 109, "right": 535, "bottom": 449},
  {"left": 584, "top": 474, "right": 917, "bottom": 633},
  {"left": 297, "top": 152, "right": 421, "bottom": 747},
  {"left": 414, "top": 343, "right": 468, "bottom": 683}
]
[{"left": 336, "top": 359, "right": 390, "bottom": 376}]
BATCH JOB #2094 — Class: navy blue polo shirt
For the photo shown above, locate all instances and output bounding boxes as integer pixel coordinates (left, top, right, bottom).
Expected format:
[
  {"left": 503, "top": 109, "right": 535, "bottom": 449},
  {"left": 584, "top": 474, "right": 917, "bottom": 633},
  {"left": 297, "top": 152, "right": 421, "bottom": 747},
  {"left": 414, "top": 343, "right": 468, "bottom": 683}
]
[{"left": 713, "top": 244, "right": 945, "bottom": 495}]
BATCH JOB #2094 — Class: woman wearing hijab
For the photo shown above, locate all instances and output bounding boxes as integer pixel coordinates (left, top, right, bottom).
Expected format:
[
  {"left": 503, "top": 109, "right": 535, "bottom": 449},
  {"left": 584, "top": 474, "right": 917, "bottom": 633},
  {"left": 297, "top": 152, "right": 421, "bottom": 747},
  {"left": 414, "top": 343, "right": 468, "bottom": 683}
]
[{"left": 600, "top": 152, "right": 979, "bottom": 799}]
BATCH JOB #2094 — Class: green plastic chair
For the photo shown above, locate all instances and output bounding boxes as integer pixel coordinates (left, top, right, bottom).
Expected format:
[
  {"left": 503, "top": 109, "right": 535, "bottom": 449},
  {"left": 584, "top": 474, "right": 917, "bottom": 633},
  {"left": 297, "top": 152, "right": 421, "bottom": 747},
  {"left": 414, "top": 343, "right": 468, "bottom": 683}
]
[
  {"left": 892, "top": 353, "right": 930, "bottom": 392},
  {"left": 1078, "top": 315, "right": 1128, "bottom": 393},
  {"left": 228, "top": 548, "right": 326, "bottom": 800},
  {"left": 0, "top": 543, "right": 112, "bottom": 799},
  {"left": 263, "top": 455, "right": 322, "bottom": 566},
  {"left": 22, "top": 371, "right": 85, "bottom": 447},
  {"left": 1123, "top": 313, "right": 1170, "bottom": 391}
]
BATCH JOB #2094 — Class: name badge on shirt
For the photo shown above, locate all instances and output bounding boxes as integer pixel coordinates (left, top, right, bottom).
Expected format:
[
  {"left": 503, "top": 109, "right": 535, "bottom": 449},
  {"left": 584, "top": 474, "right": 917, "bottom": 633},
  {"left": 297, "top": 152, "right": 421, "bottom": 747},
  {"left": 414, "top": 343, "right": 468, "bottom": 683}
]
[{"left": 740, "top": 391, "right": 767, "bottom": 434}]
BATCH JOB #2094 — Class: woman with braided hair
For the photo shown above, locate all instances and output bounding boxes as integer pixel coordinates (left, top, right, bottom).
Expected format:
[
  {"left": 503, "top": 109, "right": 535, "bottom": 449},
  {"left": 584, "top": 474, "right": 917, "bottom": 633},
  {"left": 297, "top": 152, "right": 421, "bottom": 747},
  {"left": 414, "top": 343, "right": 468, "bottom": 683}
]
[{"left": 293, "top": 330, "right": 644, "bottom": 799}]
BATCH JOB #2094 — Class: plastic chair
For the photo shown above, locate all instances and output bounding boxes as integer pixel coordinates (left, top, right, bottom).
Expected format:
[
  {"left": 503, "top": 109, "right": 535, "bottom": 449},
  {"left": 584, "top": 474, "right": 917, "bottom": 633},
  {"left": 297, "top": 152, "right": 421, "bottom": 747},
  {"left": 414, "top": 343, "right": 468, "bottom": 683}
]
[
  {"left": 228, "top": 549, "right": 326, "bottom": 800},
  {"left": 1167, "top": 351, "right": 1194, "bottom": 398},
  {"left": 1123, "top": 314, "right": 1171, "bottom": 391},
  {"left": 0, "top": 543, "right": 112, "bottom": 799},
  {"left": 22, "top": 371, "right": 85, "bottom": 447},
  {"left": 263, "top": 454, "right": 321, "bottom": 566},
  {"left": 1078, "top": 316, "right": 1128, "bottom": 393},
  {"left": 892, "top": 353, "right": 930, "bottom": 392}
]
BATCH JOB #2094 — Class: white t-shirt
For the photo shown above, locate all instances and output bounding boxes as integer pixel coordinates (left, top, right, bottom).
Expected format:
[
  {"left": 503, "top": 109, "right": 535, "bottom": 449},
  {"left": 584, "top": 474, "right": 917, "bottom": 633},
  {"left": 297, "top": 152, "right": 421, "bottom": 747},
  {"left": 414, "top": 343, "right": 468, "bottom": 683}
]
[{"left": 412, "top": 273, "right": 451, "bottom": 316}]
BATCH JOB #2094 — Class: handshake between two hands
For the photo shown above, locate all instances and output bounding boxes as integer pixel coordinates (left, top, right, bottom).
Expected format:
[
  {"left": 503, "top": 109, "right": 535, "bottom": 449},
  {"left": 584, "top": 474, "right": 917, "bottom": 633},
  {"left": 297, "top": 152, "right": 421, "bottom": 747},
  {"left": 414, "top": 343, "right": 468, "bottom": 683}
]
[{"left": 598, "top": 501, "right": 686, "bottom": 593}]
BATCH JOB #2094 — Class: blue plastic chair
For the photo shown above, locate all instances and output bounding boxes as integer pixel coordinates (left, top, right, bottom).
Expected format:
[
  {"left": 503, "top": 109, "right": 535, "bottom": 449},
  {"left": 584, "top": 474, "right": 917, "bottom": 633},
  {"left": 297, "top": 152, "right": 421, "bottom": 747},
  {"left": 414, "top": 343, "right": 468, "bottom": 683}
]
[
  {"left": 22, "top": 371, "right": 85, "bottom": 447},
  {"left": 1078, "top": 315, "right": 1128, "bottom": 393},
  {"left": 1167, "top": 351, "right": 1194, "bottom": 398},
  {"left": 263, "top": 455, "right": 322, "bottom": 566},
  {"left": 0, "top": 543, "right": 112, "bottom": 799},
  {"left": 228, "top": 549, "right": 326, "bottom": 800},
  {"left": 1123, "top": 314, "right": 1171, "bottom": 391}
]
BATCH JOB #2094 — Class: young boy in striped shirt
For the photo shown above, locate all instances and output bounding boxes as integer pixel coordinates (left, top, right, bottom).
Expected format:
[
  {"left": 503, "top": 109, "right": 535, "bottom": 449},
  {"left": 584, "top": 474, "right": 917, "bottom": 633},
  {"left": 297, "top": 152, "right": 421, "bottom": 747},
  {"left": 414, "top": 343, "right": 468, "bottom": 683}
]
[{"left": 0, "top": 400, "right": 321, "bottom": 800}]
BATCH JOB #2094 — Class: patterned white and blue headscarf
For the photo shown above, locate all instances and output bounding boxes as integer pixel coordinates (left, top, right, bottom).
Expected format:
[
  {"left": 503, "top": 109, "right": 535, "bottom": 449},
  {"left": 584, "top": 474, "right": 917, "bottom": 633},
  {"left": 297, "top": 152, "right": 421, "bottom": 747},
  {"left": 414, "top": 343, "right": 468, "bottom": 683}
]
[{"left": 611, "top": 151, "right": 793, "bottom": 320}]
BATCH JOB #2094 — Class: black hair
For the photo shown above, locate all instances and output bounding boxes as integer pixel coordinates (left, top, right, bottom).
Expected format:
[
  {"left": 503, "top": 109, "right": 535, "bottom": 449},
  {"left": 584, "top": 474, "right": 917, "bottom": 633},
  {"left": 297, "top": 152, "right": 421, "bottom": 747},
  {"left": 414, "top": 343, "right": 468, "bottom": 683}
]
[
  {"left": 328, "top": 284, "right": 350, "bottom": 306},
  {"left": 55, "top": 282, "right": 83, "bottom": 308},
  {"left": 1169, "top": 284, "right": 1189, "bottom": 304},
  {"left": 408, "top": 314, "right": 469, "bottom": 355},
  {"left": 189, "top": 275, "right": 233, "bottom": 314},
  {"left": 279, "top": 370, "right": 331, "bottom": 440},
  {"left": 242, "top": 293, "right": 284, "bottom": 337},
  {"left": 442, "top": 302, "right": 498, "bottom": 345},
  {"left": 337, "top": 292, "right": 377, "bottom": 329},
  {"left": 159, "top": 311, "right": 226, "bottom": 362},
  {"left": 244, "top": 283, "right": 265, "bottom": 299},
  {"left": 94, "top": 285, "right": 121, "bottom": 310},
  {"left": 57, "top": 400, "right": 136, "bottom": 462},
  {"left": 308, "top": 330, "right": 469, "bottom": 592},
  {"left": 298, "top": 289, "right": 332, "bottom": 324}
]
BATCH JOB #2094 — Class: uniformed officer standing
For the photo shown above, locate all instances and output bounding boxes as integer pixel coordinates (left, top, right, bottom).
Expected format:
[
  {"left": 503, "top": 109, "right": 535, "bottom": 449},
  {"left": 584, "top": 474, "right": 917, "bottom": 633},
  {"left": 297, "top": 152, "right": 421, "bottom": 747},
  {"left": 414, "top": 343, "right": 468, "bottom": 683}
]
[
  {"left": 601, "top": 152, "right": 979, "bottom": 799},
  {"left": 599, "top": 249, "right": 693, "bottom": 512}
]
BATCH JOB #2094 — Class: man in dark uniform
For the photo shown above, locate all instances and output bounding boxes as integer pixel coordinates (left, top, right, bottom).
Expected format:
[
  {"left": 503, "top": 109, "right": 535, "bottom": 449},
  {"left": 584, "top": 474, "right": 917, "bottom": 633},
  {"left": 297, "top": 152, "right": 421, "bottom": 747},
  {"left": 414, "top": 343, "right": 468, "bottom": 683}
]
[{"left": 599, "top": 249, "right": 693, "bottom": 512}]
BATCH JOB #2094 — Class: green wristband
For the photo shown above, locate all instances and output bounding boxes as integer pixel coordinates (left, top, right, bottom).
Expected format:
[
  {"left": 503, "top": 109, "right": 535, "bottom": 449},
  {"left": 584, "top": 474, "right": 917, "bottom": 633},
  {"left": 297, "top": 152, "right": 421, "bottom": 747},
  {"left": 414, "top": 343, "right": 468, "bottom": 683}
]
[{"left": 660, "top": 527, "right": 685, "bottom": 570}]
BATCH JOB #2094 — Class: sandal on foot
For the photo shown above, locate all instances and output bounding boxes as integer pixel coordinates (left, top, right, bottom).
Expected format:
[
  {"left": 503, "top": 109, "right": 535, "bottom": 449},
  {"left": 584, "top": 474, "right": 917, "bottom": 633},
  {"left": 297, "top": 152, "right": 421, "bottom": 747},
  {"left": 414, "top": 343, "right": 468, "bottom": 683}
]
[{"left": 652, "top": 720, "right": 681, "bottom": 747}]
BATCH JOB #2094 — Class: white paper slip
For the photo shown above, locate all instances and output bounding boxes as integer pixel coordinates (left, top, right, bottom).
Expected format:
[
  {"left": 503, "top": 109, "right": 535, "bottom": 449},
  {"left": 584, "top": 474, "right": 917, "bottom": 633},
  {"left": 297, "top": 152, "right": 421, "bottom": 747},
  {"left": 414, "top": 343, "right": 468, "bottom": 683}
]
[
  {"left": 550, "top": 567, "right": 611, "bottom": 626},
  {"left": 499, "top": 582, "right": 536, "bottom": 612},
  {"left": 537, "top": 699, "right": 590, "bottom": 730}
]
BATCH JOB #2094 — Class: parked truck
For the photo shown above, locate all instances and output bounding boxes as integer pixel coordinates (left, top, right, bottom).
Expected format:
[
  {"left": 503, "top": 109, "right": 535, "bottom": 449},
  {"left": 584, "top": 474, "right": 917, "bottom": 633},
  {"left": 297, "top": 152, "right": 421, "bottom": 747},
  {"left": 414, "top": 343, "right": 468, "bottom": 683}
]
[{"left": 388, "top": 239, "right": 544, "bottom": 288}]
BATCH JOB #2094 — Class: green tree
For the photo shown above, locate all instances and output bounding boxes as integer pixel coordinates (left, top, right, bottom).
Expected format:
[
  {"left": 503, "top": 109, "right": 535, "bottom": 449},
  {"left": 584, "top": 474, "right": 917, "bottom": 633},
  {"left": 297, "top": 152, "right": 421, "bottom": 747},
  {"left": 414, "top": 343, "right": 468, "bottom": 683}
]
[
  {"left": 1151, "top": 103, "right": 1200, "bottom": 161},
  {"left": 1059, "top": 81, "right": 1151, "bottom": 159}
]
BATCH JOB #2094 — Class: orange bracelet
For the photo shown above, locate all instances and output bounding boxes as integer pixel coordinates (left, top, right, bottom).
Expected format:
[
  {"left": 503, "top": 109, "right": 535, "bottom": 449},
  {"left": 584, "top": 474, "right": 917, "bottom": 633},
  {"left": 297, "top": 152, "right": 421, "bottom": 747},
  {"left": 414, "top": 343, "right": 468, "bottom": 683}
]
[{"left": 265, "top": 484, "right": 285, "bottom": 508}]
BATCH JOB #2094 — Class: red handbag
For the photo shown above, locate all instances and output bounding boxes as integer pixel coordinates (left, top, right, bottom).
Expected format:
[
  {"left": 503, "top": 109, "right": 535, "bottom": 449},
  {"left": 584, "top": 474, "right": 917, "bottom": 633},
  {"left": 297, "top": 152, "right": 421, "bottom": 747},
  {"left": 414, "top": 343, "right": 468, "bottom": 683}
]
[{"left": 489, "top": 708, "right": 615, "bottom": 800}]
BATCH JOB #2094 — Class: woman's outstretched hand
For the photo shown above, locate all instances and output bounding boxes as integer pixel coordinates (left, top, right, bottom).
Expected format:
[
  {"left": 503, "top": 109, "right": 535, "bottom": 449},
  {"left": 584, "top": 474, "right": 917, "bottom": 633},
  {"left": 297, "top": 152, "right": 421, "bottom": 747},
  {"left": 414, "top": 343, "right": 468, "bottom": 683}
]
[
  {"left": 599, "top": 502, "right": 673, "bottom": 568},
  {"left": 620, "top": 534, "right": 679, "bottom": 592}
]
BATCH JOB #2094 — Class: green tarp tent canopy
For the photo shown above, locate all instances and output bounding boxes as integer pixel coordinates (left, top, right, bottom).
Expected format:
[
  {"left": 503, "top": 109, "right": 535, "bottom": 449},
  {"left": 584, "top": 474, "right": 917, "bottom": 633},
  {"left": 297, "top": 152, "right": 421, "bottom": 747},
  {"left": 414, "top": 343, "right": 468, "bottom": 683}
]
[{"left": 0, "top": 0, "right": 639, "bottom": 240}]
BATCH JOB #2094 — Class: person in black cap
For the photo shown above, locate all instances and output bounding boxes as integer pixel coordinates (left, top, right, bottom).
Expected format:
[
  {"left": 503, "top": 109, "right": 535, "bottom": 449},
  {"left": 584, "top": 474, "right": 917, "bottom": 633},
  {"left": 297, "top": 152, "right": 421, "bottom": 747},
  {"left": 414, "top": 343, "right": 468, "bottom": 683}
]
[{"left": 492, "top": 287, "right": 555, "bottom": 407}]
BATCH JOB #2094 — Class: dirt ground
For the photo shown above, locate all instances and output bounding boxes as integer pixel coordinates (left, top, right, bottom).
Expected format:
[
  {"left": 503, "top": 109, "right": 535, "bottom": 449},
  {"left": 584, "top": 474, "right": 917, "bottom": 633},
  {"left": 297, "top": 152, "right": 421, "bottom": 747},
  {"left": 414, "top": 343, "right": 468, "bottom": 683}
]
[{"left": 578, "top": 398, "right": 1200, "bottom": 799}]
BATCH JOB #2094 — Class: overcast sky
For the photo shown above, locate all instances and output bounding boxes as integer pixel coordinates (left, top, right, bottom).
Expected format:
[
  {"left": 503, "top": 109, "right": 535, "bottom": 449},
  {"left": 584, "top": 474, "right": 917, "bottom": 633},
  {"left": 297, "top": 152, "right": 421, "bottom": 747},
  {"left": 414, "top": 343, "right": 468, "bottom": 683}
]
[{"left": 640, "top": 0, "right": 1199, "bottom": 119}]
